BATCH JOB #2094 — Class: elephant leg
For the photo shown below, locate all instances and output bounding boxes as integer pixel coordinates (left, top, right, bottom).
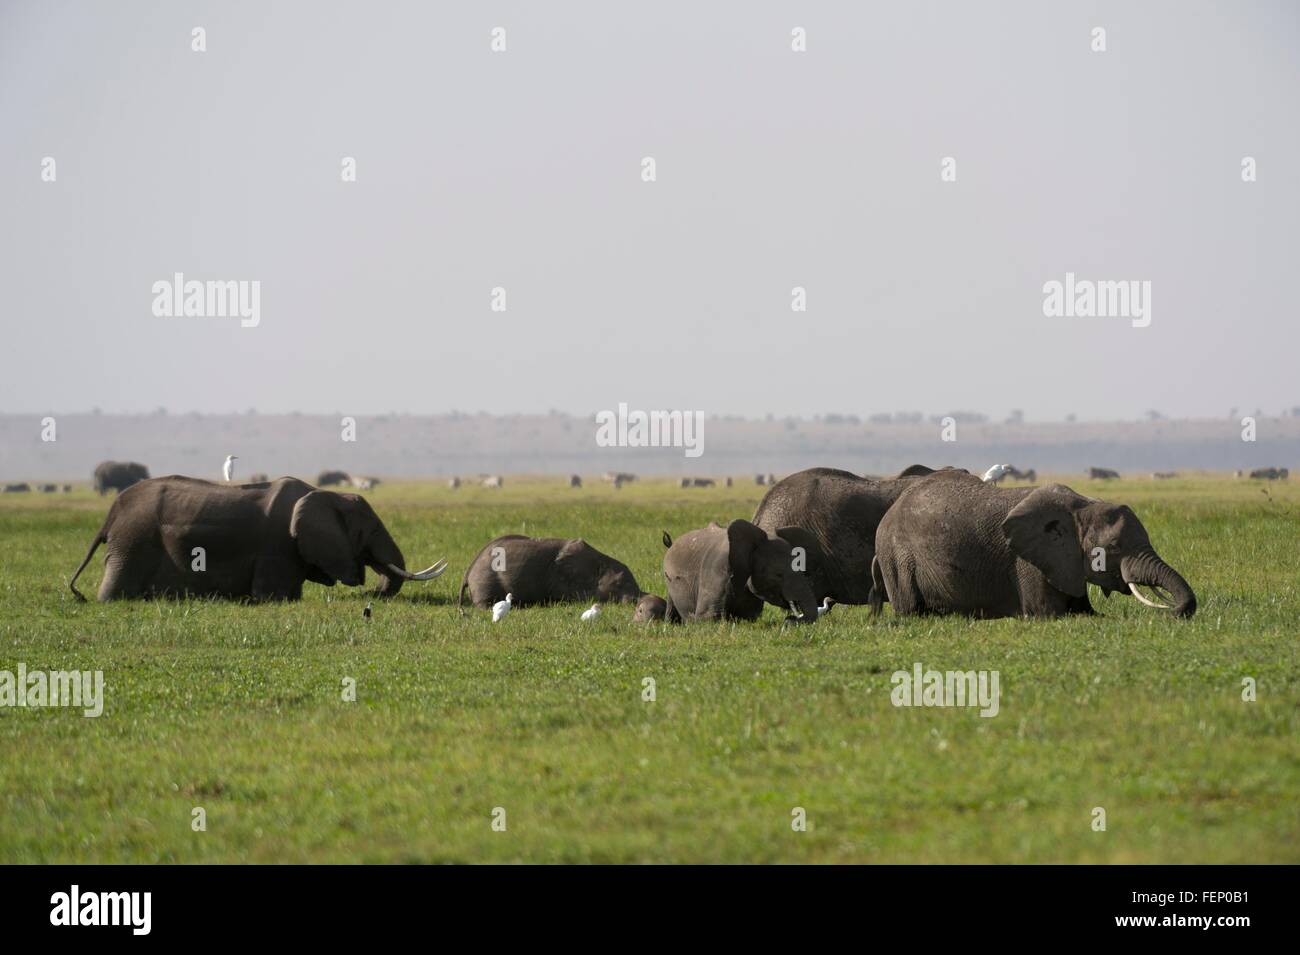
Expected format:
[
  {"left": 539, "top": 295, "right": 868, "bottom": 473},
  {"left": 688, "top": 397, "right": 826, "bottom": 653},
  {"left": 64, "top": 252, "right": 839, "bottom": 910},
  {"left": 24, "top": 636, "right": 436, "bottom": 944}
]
[
  {"left": 664, "top": 593, "right": 682, "bottom": 624},
  {"left": 881, "top": 556, "right": 925, "bottom": 616},
  {"left": 251, "top": 558, "right": 302, "bottom": 601}
]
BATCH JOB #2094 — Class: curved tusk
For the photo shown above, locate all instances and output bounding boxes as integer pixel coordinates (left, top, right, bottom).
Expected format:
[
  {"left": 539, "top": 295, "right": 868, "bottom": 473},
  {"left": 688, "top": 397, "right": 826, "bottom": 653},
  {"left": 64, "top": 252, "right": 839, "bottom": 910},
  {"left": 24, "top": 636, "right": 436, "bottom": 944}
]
[
  {"left": 788, "top": 600, "right": 805, "bottom": 619},
  {"left": 1128, "top": 582, "right": 1172, "bottom": 610},
  {"left": 386, "top": 558, "right": 448, "bottom": 581}
]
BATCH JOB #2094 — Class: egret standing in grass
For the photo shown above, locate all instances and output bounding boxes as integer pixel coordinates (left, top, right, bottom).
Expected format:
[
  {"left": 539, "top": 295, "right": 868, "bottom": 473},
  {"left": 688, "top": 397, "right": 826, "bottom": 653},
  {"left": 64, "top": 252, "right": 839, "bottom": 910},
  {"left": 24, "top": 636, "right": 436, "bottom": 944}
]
[
  {"left": 223, "top": 454, "right": 238, "bottom": 483},
  {"left": 580, "top": 603, "right": 600, "bottom": 622},
  {"left": 816, "top": 597, "right": 833, "bottom": 618},
  {"left": 982, "top": 463, "right": 1012, "bottom": 484},
  {"left": 492, "top": 593, "right": 513, "bottom": 622}
]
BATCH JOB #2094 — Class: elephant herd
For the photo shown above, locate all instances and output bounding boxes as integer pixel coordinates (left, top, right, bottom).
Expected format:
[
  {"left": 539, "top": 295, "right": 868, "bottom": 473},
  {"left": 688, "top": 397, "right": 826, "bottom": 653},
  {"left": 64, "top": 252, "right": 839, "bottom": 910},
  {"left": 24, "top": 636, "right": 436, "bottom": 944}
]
[{"left": 67, "top": 466, "right": 1197, "bottom": 621}]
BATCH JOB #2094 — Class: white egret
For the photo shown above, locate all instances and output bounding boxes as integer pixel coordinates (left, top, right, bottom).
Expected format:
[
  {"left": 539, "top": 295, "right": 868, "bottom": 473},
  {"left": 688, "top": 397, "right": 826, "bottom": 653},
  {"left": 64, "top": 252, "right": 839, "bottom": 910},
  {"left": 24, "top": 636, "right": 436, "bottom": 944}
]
[
  {"left": 982, "top": 463, "right": 1012, "bottom": 484},
  {"left": 580, "top": 603, "right": 600, "bottom": 621},
  {"left": 223, "top": 454, "right": 238, "bottom": 482},
  {"left": 492, "top": 593, "right": 513, "bottom": 622}
]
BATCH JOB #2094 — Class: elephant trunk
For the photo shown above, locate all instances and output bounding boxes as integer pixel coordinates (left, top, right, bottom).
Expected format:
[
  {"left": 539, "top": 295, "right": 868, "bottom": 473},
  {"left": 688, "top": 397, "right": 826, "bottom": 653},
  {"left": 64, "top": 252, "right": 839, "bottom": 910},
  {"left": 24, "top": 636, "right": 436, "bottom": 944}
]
[
  {"left": 365, "top": 527, "right": 448, "bottom": 596},
  {"left": 1120, "top": 551, "right": 1197, "bottom": 619}
]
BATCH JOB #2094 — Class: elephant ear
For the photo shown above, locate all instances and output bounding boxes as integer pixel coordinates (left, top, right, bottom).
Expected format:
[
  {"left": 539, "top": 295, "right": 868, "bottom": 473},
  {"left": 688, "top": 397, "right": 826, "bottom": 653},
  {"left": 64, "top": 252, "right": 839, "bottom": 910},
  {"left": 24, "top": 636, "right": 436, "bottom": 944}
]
[
  {"left": 1000, "top": 485, "right": 1087, "bottom": 598},
  {"left": 290, "top": 491, "right": 362, "bottom": 586},
  {"left": 725, "top": 519, "right": 769, "bottom": 590}
]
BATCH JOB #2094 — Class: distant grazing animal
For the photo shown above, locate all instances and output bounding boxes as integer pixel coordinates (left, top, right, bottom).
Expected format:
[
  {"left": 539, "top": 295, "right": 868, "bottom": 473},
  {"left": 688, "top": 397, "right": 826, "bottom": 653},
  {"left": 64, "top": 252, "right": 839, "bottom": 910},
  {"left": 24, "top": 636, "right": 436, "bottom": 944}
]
[
  {"left": 872, "top": 469, "right": 1196, "bottom": 619},
  {"left": 61, "top": 484, "right": 73, "bottom": 493},
  {"left": 632, "top": 593, "right": 668, "bottom": 622},
  {"left": 725, "top": 477, "right": 733, "bottom": 487},
  {"left": 570, "top": 474, "right": 582, "bottom": 488},
  {"left": 492, "top": 593, "right": 513, "bottom": 623},
  {"left": 604, "top": 472, "right": 636, "bottom": 485},
  {"left": 1152, "top": 471, "right": 1178, "bottom": 480},
  {"left": 3, "top": 483, "right": 31, "bottom": 493},
  {"left": 482, "top": 475, "right": 503, "bottom": 489},
  {"left": 457, "top": 535, "right": 642, "bottom": 611},
  {"left": 93, "top": 461, "right": 150, "bottom": 495},
  {"left": 661, "top": 521, "right": 821, "bottom": 624},
  {"left": 765, "top": 473, "right": 776, "bottom": 486},
  {"left": 679, "top": 477, "right": 715, "bottom": 488},
  {"left": 982, "top": 464, "right": 1013, "bottom": 484},
  {"left": 38, "top": 484, "right": 58, "bottom": 493},
  {"left": 1250, "top": 467, "right": 1289, "bottom": 480},
  {"left": 448, "top": 476, "right": 461, "bottom": 489},
  {"left": 223, "top": 455, "right": 237, "bottom": 483},
  {"left": 1007, "top": 467, "right": 1037, "bottom": 482},
  {"left": 68, "top": 476, "right": 446, "bottom": 602},
  {"left": 1089, "top": 467, "right": 1121, "bottom": 480},
  {"left": 754, "top": 474, "right": 769, "bottom": 486},
  {"left": 350, "top": 476, "right": 379, "bottom": 491},
  {"left": 751, "top": 466, "right": 938, "bottom": 606},
  {"left": 247, "top": 473, "right": 269, "bottom": 484},
  {"left": 317, "top": 470, "right": 351, "bottom": 487}
]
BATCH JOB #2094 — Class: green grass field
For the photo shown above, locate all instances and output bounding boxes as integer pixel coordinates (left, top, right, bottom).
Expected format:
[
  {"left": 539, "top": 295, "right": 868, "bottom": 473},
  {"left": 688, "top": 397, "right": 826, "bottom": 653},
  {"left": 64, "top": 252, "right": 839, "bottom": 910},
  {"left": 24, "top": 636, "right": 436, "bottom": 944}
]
[{"left": 1, "top": 475, "right": 1297, "bottom": 863}]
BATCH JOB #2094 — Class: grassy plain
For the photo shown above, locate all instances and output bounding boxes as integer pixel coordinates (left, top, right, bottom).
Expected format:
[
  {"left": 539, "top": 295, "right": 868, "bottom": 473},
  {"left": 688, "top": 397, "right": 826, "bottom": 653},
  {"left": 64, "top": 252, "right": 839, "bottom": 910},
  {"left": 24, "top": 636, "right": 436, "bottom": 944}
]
[{"left": 1, "top": 475, "right": 1297, "bottom": 862}]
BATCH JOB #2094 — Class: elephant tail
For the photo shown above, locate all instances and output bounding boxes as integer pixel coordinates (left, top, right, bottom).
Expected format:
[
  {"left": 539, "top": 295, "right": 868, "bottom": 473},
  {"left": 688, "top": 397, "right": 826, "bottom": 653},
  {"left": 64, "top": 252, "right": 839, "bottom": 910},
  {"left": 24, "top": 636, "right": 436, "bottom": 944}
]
[
  {"left": 868, "top": 555, "right": 885, "bottom": 616},
  {"left": 69, "top": 519, "right": 109, "bottom": 602}
]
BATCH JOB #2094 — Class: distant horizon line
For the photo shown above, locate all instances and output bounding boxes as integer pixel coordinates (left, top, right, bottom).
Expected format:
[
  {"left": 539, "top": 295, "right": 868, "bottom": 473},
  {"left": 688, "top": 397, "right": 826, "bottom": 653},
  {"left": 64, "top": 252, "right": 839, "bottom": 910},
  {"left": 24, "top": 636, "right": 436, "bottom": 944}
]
[{"left": 3, "top": 409, "right": 1299, "bottom": 424}]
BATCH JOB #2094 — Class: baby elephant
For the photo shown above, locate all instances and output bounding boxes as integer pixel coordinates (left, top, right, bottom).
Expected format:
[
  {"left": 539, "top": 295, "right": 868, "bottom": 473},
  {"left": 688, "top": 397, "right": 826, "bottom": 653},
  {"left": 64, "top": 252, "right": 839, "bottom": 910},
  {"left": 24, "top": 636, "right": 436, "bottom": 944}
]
[
  {"left": 457, "top": 535, "right": 643, "bottom": 610},
  {"left": 661, "top": 520, "right": 822, "bottom": 623},
  {"left": 632, "top": 593, "right": 668, "bottom": 622}
]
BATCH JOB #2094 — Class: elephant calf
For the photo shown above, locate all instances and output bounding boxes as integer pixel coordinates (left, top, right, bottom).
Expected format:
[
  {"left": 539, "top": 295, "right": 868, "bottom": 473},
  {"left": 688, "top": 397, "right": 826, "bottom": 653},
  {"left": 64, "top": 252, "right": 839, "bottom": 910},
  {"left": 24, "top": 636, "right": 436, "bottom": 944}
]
[
  {"left": 661, "top": 520, "right": 822, "bottom": 623},
  {"left": 871, "top": 469, "right": 1196, "bottom": 619},
  {"left": 69, "top": 476, "right": 446, "bottom": 601},
  {"left": 457, "top": 535, "right": 643, "bottom": 610}
]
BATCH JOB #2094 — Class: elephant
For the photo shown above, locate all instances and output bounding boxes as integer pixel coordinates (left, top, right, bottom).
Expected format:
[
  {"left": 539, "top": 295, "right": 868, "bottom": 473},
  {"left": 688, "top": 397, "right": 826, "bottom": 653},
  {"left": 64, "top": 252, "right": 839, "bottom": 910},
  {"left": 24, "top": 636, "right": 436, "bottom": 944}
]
[
  {"left": 751, "top": 465, "right": 940, "bottom": 605},
  {"left": 870, "top": 468, "right": 1196, "bottom": 619},
  {"left": 456, "top": 535, "right": 643, "bottom": 611},
  {"left": 632, "top": 593, "right": 668, "bottom": 622},
  {"left": 68, "top": 475, "right": 446, "bottom": 601},
  {"left": 317, "top": 470, "right": 351, "bottom": 487},
  {"left": 1249, "top": 467, "right": 1289, "bottom": 480},
  {"left": 93, "top": 461, "right": 150, "bottom": 495},
  {"left": 1089, "top": 467, "right": 1121, "bottom": 480},
  {"left": 660, "top": 520, "right": 822, "bottom": 623},
  {"left": 3, "top": 483, "right": 31, "bottom": 493}
]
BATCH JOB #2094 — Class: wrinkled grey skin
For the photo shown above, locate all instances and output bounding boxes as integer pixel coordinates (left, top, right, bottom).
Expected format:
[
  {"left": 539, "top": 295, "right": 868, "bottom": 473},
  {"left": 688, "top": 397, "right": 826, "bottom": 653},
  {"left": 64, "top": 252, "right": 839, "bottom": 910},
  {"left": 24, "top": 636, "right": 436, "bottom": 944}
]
[
  {"left": 93, "top": 460, "right": 150, "bottom": 495},
  {"left": 457, "top": 535, "right": 642, "bottom": 611},
  {"left": 632, "top": 593, "right": 668, "bottom": 622},
  {"left": 871, "top": 469, "right": 1196, "bottom": 619},
  {"left": 69, "top": 476, "right": 438, "bottom": 601},
  {"left": 661, "top": 520, "right": 822, "bottom": 623},
  {"left": 752, "top": 465, "right": 942, "bottom": 605}
]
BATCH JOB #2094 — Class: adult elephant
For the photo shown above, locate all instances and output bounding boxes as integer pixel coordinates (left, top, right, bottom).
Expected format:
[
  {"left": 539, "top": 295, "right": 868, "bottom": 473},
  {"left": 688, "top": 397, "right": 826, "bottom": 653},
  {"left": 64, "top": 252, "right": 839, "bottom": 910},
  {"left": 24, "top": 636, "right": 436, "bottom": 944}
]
[
  {"left": 457, "top": 535, "right": 643, "bottom": 611},
  {"left": 93, "top": 461, "right": 150, "bottom": 495},
  {"left": 661, "top": 520, "right": 822, "bottom": 623},
  {"left": 317, "top": 470, "right": 350, "bottom": 487},
  {"left": 751, "top": 465, "right": 941, "bottom": 604},
  {"left": 871, "top": 469, "right": 1196, "bottom": 619},
  {"left": 69, "top": 476, "right": 446, "bottom": 601}
]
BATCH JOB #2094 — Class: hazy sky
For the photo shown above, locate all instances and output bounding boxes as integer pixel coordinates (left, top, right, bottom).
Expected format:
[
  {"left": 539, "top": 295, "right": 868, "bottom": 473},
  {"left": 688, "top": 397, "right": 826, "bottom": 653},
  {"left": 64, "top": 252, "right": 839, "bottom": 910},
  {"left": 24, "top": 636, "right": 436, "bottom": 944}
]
[{"left": 2, "top": 0, "right": 1297, "bottom": 421}]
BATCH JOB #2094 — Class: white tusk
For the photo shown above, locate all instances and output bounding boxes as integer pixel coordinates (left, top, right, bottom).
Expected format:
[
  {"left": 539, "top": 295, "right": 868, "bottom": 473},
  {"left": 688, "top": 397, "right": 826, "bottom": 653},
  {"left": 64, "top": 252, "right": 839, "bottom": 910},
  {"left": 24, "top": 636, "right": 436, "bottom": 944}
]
[
  {"left": 1128, "top": 582, "right": 1172, "bottom": 610},
  {"left": 788, "top": 600, "right": 805, "bottom": 619},
  {"left": 388, "top": 559, "right": 448, "bottom": 581}
]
